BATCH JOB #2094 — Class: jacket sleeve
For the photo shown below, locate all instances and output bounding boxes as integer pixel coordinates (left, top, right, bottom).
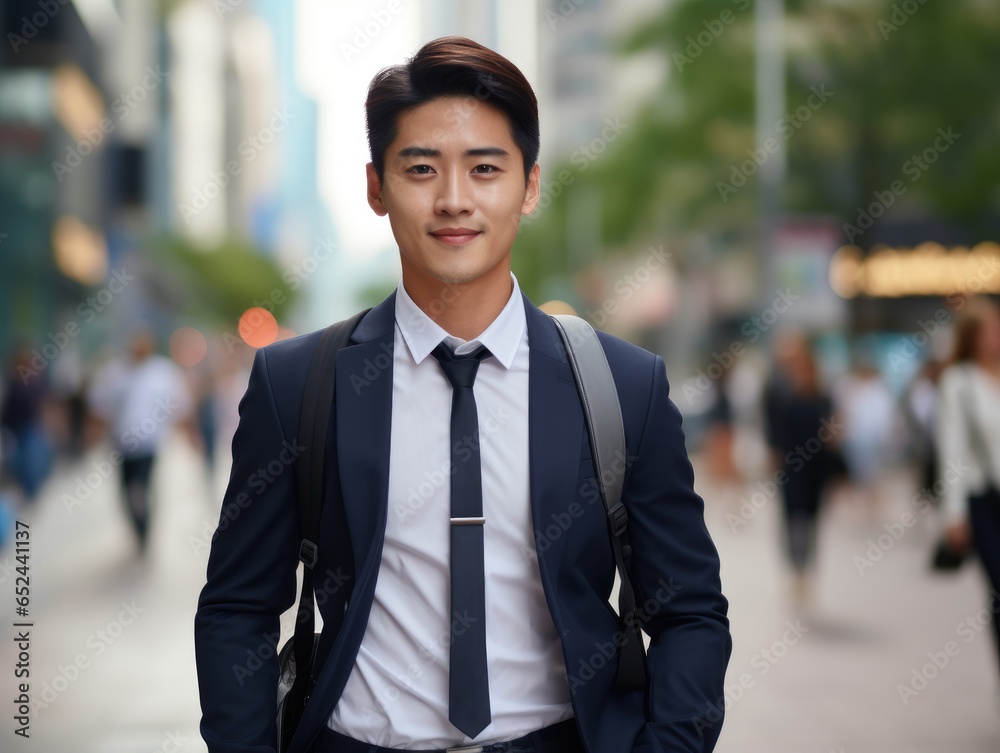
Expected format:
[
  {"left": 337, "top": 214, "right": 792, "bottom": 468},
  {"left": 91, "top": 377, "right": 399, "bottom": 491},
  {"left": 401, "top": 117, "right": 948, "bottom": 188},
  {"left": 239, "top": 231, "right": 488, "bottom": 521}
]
[
  {"left": 936, "top": 366, "right": 978, "bottom": 524},
  {"left": 626, "top": 355, "right": 732, "bottom": 753},
  {"left": 194, "top": 346, "right": 302, "bottom": 753}
]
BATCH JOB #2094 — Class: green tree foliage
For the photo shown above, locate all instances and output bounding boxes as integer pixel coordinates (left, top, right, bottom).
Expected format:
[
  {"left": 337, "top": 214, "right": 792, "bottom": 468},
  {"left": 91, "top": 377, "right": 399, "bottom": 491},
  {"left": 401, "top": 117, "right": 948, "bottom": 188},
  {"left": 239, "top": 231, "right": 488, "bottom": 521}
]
[
  {"left": 513, "top": 0, "right": 1000, "bottom": 298},
  {"left": 152, "top": 235, "right": 297, "bottom": 327}
]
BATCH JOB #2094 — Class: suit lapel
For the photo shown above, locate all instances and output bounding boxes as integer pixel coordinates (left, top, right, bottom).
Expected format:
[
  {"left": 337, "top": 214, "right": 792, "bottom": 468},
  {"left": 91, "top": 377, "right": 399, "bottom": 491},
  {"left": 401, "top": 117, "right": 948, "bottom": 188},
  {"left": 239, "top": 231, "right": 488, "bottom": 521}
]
[
  {"left": 335, "top": 291, "right": 396, "bottom": 577},
  {"left": 524, "top": 296, "right": 586, "bottom": 573},
  {"left": 294, "top": 292, "right": 586, "bottom": 753},
  {"left": 291, "top": 294, "right": 397, "bottom": 753}
]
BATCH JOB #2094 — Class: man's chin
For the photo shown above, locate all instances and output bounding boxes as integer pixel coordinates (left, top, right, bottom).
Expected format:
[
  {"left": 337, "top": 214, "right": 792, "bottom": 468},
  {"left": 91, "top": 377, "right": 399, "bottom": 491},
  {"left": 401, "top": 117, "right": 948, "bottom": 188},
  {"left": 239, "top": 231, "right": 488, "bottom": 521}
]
[{"left": 425, "top": 264, "right": 496, "bottom": 287}]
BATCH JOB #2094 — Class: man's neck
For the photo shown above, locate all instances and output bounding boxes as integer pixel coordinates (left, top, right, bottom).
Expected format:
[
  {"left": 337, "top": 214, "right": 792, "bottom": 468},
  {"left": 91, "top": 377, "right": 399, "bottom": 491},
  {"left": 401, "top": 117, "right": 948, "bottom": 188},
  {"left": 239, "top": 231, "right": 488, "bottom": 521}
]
[{"left": 401, "top": 264, "right": 514, "bottom": 342}]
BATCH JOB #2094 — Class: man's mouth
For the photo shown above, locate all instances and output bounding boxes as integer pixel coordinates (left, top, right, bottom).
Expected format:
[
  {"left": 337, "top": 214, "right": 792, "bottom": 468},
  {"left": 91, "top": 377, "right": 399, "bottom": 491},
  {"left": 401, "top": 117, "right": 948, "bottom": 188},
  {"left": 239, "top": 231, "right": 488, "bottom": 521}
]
[{"left": 429, "top": 227, "right": 482, "bottom": 245}]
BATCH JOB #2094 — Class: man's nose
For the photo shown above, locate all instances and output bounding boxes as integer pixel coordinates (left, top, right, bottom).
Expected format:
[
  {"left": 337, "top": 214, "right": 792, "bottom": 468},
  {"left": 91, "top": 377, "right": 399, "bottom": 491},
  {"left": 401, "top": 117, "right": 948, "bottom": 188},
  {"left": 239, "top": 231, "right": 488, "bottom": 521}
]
[{"left": 434, "top": 169, "right": 475, "bottom": 215}]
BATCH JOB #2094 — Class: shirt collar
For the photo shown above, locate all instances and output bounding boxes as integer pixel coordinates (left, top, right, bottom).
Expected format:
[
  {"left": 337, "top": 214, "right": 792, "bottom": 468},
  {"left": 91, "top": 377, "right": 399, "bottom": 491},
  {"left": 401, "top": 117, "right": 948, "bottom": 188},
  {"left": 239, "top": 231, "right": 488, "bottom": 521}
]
[{"left": 394, "top": 272, "right": 525, "bottom": 369}]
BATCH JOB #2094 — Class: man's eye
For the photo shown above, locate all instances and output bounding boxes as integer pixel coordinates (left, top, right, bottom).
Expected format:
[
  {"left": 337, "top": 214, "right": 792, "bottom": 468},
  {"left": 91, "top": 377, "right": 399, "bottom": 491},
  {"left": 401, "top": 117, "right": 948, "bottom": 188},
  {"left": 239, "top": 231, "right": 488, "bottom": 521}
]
[
  {"left": 407, "top": 165, "right": 433, "bottom": 174},
  {"left": 474, "top": 164, "right": 498, "bottom": 174}
]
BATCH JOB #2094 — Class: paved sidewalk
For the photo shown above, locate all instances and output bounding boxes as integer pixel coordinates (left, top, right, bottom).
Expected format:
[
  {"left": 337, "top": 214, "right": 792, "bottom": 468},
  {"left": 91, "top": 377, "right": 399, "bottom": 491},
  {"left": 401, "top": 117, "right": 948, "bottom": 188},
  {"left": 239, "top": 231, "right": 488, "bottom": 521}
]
[
  {"left": 0, "top": 434, "right": 219, "bottom": 753},
  {"left": 0, "top": 439, "right": 997, "bottom": 752},
  {"left": 702, "top": 463, "right": 1000, "bottom": 753}
]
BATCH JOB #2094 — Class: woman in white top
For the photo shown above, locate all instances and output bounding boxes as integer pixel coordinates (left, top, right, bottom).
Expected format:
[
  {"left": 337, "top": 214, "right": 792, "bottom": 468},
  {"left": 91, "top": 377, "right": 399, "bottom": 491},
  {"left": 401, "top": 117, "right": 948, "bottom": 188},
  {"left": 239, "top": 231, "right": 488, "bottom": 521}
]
[{"left": 936, "top": 296, "right": 1000, "bottom": 679}]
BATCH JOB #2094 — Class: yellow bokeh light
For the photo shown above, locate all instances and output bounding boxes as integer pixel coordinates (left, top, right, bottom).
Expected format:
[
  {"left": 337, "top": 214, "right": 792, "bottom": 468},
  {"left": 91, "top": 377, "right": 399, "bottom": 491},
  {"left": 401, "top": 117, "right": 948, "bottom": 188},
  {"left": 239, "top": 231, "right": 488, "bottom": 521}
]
[{"left": 52, "top": 215, "right": 108, "bottom": 285}]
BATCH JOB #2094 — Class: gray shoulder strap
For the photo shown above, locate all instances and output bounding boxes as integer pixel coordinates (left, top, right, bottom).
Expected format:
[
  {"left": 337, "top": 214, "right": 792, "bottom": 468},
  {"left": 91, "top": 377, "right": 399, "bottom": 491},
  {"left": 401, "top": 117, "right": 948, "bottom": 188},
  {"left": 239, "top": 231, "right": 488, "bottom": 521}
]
[
  {"left": 552, "top": 314, "right": 649, "bottom": 690},
  {"left": 551, "top": 313, "right": 647, "bottom": 690},
  {"left": 551, "top": 314, "right": 626, "bottom": 509}
]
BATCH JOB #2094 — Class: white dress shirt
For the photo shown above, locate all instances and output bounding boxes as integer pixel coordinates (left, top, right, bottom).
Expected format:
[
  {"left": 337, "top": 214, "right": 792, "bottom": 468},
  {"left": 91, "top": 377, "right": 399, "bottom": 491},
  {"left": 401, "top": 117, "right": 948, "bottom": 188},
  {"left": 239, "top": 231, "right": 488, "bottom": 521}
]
[
  {"left": 936, "top": 362, "right": 1000, "bottom": 522},
  {"left": 328, "top": 273, "right": 575, "bottom": 748}
]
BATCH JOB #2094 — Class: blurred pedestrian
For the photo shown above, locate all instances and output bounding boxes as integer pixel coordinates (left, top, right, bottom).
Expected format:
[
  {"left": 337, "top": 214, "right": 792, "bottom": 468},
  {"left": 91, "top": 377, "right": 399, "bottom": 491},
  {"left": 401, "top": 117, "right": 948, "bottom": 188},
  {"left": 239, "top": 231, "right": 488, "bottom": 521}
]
[
  {"left": 902, "top": 360, "right": 944, "bottom": 505},
  {"left": 87, "top": 326, "right": 195, "bottom": 554},
  {"left": 833, "top": 355, "right": 901, "bottom": 518},
  {"left": 0, "top": 345, "right": 54, "bottom": 503},
  {"left": 50, "top": 342, "right": 88, "bottom": 460},
  {"left": 936, "top": 297, "right": 1000, "bottom": 681},
  {"left": 764, "top": 333, "right": 839, "bottom": 607}
]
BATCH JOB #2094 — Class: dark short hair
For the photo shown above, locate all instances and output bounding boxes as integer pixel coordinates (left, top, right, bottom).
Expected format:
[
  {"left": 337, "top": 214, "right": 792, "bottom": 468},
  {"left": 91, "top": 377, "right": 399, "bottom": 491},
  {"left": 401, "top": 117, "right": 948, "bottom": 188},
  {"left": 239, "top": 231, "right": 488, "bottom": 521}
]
[{"left": 365, "top": 36, "right": 539, "bottom": 184}]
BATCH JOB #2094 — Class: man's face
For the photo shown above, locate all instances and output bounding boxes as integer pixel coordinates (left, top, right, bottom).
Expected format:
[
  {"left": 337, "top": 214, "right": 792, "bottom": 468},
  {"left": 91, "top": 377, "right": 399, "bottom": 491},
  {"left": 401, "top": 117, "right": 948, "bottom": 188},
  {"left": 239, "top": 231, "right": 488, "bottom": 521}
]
[{"left": 366, "top": 96, "right": 540, "bottom": 288}]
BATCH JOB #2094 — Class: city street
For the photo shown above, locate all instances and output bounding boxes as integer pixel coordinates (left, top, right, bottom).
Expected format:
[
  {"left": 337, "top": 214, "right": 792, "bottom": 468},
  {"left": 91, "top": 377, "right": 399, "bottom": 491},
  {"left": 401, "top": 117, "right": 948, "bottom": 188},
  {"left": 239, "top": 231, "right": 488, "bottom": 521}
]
[{"left": 0, "top": 435, "right": 998, "bottom": 752}]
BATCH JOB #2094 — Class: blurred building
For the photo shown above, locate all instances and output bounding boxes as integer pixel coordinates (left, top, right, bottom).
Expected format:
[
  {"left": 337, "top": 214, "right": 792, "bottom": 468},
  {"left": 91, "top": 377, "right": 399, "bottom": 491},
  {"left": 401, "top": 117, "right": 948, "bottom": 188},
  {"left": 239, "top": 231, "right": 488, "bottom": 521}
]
[{"left": 0, "top": 0, "right": 114, "bottom": 355}]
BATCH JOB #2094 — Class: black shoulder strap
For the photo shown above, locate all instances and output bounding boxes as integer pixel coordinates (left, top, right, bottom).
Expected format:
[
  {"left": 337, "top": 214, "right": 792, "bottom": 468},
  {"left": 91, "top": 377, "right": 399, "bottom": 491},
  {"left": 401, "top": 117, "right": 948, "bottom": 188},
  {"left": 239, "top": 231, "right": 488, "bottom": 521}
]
[
  {"left": 289, "top": 309, "right": 370, "bottom": 705},
  {"left": 550, "top": 314, "right": 648, "bottom": 691}
]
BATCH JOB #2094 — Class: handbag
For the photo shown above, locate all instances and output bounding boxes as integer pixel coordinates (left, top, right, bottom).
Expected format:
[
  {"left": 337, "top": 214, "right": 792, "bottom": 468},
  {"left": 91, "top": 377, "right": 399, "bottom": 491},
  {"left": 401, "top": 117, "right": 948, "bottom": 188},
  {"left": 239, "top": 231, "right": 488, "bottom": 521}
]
[
  {"left": 930, "top": 537, "right": 968, "bottom": 572},
  {"left": 276, "top": 309, "right": 369, "bottom": 753}
]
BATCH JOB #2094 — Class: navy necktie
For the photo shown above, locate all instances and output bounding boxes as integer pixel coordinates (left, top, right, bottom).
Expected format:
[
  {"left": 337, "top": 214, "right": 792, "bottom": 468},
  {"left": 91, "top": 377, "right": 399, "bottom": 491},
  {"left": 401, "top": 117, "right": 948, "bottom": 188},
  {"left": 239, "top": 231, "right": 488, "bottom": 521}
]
[{"left": 431, "top": 342, "right": 492, "bottom": 739}]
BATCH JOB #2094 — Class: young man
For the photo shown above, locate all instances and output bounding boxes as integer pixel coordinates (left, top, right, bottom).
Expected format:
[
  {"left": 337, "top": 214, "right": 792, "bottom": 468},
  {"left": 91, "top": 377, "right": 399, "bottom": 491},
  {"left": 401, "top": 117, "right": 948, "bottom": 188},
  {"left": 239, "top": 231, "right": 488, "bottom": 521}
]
[{"left": 195, "top": 36, "right": 731, "bottom": 753}]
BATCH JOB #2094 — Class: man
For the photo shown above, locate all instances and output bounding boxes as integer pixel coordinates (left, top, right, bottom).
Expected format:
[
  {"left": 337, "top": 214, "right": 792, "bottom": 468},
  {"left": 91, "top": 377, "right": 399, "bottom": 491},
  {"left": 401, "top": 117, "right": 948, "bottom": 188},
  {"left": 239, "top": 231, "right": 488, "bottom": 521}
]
[
  {"left": 195, "top": 36, "right": 731, "bottom": 753},
  {"left": 88, "top": 326, "right": 195, "bottom": 553}
]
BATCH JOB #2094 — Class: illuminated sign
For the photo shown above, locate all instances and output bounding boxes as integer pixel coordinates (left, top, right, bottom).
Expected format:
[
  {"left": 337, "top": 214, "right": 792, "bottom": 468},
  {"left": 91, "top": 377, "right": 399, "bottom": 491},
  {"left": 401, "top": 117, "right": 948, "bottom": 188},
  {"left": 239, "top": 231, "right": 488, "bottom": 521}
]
[{"left": 829, "top": 241, "right": 1000, "bottom": 298}]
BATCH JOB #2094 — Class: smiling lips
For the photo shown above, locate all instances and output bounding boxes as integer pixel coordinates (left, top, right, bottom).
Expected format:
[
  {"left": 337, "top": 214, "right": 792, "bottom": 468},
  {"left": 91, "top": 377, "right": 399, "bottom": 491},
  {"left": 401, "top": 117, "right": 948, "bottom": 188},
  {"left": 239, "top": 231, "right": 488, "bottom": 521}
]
[{"left": 430, "top": 227, "right": 481, "bottom": 245}]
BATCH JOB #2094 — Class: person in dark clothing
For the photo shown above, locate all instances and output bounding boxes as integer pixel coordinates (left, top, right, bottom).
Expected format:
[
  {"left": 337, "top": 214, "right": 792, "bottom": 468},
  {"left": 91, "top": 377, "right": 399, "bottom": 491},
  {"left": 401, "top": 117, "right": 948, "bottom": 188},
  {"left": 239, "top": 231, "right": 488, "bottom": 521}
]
[
  {"left": 764, "top": 334, "right": 838, "bottom": 607},
  {"left": 1, "top": 346, "right": 54, "bottom": 502}
]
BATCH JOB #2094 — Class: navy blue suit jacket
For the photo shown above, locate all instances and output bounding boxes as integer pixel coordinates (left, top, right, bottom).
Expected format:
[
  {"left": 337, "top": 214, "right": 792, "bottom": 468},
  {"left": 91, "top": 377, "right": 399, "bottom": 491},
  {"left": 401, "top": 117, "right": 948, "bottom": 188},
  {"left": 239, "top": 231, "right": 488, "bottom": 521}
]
[{"left": 194, "top": 291, "right": 731, "bottom": 753}]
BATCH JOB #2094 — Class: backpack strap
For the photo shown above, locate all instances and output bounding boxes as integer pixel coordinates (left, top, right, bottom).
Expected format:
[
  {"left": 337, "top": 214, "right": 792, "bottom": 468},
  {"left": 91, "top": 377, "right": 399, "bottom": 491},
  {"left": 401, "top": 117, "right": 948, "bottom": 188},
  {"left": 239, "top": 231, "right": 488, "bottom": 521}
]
[
  {"left": 289, "top": 309, "right": 370, "bottom": 714},
  {"left": 551, "top": 314, "right": 648, "bottom": 691}
]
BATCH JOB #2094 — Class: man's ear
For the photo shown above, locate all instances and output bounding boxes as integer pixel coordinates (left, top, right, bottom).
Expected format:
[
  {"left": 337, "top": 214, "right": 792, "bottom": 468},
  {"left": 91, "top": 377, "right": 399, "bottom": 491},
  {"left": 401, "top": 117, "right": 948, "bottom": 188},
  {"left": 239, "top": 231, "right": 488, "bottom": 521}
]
[
  {"left": 521, "top": 162, "right": 541, "bottom": 216},
  {"left": 366, "top": 162, "right": 388, "bottom": 216}
]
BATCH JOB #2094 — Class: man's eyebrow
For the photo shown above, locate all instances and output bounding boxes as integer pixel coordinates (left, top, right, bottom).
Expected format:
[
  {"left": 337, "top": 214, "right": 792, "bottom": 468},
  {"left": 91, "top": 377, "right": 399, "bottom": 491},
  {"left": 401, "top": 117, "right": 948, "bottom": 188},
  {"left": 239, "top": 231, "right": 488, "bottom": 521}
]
[{"left": 396, "top": 146, "right": 511, "bottom": 159}]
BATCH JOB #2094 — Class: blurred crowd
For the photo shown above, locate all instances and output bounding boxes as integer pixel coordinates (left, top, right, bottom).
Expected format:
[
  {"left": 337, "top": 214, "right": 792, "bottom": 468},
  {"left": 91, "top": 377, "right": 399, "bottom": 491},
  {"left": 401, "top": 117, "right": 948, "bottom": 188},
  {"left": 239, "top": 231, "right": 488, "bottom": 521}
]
[
  {"left": 3, "top": 294, "right": 1000, "bottom": 690},
  {"left": 698, "top": 295, "right": 1000, "bottom": 678},
  {"left": 0, "top": 325, "right": 255, "bottom": 553}
]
